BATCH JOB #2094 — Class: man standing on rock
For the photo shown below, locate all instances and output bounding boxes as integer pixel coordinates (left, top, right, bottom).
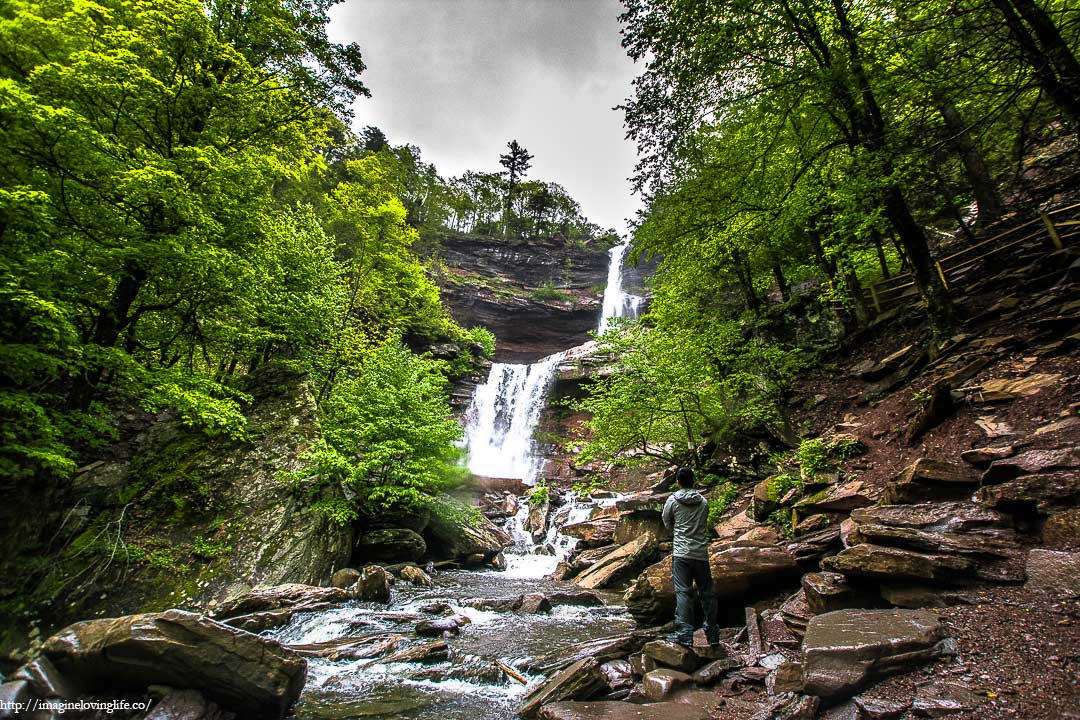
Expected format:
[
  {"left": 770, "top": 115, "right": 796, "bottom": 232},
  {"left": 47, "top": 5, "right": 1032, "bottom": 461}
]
[{"left": 662, "top": 467, "right": 719, "bottom": 646}]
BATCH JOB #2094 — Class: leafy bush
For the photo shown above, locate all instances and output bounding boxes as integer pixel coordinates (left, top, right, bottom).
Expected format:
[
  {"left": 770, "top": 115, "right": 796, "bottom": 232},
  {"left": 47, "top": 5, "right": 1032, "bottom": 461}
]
[
  {"left": 571, "top": 476, "right": 606, "bottom": 498},
  {"left": 530, "top": 282, "right": 573, "bottom": 302},
  {"left": 191, "top": 536, "right": 232, "bottom": 560},
  {"left": 285, "top": 338, "right": 467, "bottom": 521},
  {"left": 574, "top": 322, "right": 806, "bottom": 468},
  {"left": 529, "top": 481, "right": 551, "bottom": 507},
  {"left": 792, "top": 434, "right": 865, "bottom": 479},
  {"left": 766, "top": 509, "right": 793, "bottom": 539},
  {"left": 147, "top": 549, "right": 180, "bottom": 571},
  {"left": 464, "top": 326, "right": 497, "bottom": 357},
  {"left": 794, "top": 438, "right": 830, "bottom": 477},
  {"left": 707, "top": 482, "right": 739, "bottom": 526},
  {"left": 766, "top": 473, "right": 802, "bottom": 502}
]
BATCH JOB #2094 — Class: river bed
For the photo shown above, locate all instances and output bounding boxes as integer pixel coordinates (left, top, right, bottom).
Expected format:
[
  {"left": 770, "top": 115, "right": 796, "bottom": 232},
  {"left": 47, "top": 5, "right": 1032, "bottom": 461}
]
[{"left": 266, "top": 567, "right": 633, "bottom": 720}]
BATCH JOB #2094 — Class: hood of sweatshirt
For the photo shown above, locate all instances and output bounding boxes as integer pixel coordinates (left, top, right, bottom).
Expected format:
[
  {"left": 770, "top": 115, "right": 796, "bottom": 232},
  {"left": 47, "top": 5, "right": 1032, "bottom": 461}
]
[{"left": 672, "top": 488, "right": 705, "bottom": 505}]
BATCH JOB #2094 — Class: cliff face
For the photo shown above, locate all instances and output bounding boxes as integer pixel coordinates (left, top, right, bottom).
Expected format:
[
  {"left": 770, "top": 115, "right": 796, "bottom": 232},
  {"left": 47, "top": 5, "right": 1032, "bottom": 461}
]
[
  {"left": 437, "top": 234, "right": 613, "bottom": 363},
  {"left": 2, "top": 365, "right": 353, "bottom": 664}
]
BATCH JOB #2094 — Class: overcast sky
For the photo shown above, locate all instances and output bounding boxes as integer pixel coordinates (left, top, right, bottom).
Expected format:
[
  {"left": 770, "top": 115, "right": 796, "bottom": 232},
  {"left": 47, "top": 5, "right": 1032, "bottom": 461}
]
[{"left": 328, "top": 0, "right": 642, "bottom": 234}]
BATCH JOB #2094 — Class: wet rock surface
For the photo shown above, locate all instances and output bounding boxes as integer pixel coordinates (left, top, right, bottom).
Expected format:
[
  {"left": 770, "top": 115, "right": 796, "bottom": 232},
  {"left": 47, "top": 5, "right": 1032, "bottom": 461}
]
[
  {"left": 42, "top": 609, "right": 306, "bottom": 718},
  {"left": 802, "top": 609, "right": 952, "bottom": 700},
  {"left": 518, "top": 657, "right": 608, "bottom": 719}
]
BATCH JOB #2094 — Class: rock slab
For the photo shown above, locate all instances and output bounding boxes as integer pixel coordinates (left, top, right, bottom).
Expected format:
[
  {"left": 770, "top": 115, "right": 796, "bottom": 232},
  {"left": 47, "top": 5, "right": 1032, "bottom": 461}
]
[
  {"left": 1025, "top": 549, "right": 1080, "bottom": 598},
  {"left": 42, "top": 610, "right": 305, "bottom": 719},
  {"left": 802, "top": 609, "right": 953, "bottom": 700},
  {"left": 518, "top": 657, "right": 607, "bottom": 720},
  {"left": 538, "top": 701, "right": 709, "bottom": 720}
]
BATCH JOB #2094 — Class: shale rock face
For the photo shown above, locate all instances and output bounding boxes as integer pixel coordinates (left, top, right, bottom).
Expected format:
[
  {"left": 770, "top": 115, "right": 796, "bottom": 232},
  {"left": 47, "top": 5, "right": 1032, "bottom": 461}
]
[
  {"left": 43, "top": 610, "right": 306, "bottom": 718},
  {"left": 802, "top": 609, "right": 953, "bottom": 700},
  {"left": 356, "top": 528, "right": 427, "bottom": 563},
  {"left": 437, "top": 234, "right": 615, "bottom": 362},
  {"left": 423, "top": 497, "right": 513, "bottom": 564}
]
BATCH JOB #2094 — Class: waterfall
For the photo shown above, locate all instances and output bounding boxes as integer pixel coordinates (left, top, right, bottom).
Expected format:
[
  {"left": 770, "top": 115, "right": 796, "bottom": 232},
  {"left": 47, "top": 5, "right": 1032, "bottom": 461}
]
[
  {"left": 463, "top": 242, "right": 641, "bottom": 483},
  {"left": 596, "top": 241, "right": 644, "bottom": 332},
  {"left": 500, "top": 490, "right": 623, "bottom": 578},
  {"left": 463, "top": 351, "right": 566, "bottom": 481}
]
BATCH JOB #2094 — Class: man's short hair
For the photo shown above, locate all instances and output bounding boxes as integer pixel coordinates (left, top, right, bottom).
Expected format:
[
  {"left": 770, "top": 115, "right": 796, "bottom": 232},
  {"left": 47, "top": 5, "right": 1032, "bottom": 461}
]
[{"left": 676, "top": 467, "right": 694, "bottom": 487}]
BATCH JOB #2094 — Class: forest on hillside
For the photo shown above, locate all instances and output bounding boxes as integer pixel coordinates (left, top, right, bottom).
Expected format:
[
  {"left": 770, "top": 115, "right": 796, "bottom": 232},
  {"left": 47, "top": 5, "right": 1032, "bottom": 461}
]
[
  {"left": 0, "top": 0, "right": 618, "bottom": 523},
  {"left": 575, "top": 0, "right": 1079, "bottom": 472}
]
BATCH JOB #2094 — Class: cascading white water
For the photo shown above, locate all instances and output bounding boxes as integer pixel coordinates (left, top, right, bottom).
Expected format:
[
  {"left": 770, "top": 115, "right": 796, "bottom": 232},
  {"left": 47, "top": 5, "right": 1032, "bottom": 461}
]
[
  {"left": 463, "top": 351, "right": 566, "bottom": 481},
  {"left": 500, "top": 490, "right": 623, "bottom": 579},
  {"left": 596, "top": 242, "right": 644, "bottom": 332},
  {"left": 464, "top": 241, "right": 642, "bottom": 482}
]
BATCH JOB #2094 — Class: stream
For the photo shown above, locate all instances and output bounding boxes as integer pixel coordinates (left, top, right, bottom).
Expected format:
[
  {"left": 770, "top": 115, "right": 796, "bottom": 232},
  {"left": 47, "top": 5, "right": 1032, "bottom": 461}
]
[
  {"left": 267, "top": 495, "right": 633, "bottom": 720},
  {"left": 268, "top": 243, "right": 645, "bottom": 719}
]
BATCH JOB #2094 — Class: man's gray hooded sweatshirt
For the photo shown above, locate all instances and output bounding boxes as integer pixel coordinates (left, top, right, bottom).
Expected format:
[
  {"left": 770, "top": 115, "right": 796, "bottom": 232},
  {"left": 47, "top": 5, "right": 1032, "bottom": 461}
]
[{"left": 662, "top": 488, "right": 710, "bottom": 561}]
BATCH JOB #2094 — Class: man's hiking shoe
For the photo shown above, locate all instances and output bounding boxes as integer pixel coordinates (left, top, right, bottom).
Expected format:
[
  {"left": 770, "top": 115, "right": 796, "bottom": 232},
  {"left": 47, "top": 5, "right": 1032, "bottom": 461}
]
[
  {"left": 706, "top": 636, "right": 721, "bottom": 646},
  {"left": 667, "top": 634, "right": 694, "bottom": 647}
]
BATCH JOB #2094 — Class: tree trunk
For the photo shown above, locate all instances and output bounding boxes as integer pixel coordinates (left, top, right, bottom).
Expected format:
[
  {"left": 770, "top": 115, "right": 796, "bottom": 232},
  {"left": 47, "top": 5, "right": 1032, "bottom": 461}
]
[
  {"left": 1009, "top": 0, "right": 1080, "bottom": 104},
  {"left": 882, "top": 185, "right": 952, "bottom": 334},
  {"left": 842, "top": 263, "right": 870, "bottom": 326},
  {"left": 729, "top": 249, "right": 761, "bottom": 312},
  {"left": 939, "top": 101, "right": 1004, "bottom": 226},
  {"left": 990, "top": 0, "right": 1080, "bottom": 128},
  {"left": 807, "top": 231, "right": 836, "bottom": 281},
  {"left": 872, "top": 230, "right": 890, "bottom": 279},
  {"left": 772, "top": 262, "right": 790, "bottom": 302},
  {"left": 830, "top": 0, "right": 952, "bottom": 332},
  {"left": 71, "top": 262, "right": 146, "bottom": 408}
]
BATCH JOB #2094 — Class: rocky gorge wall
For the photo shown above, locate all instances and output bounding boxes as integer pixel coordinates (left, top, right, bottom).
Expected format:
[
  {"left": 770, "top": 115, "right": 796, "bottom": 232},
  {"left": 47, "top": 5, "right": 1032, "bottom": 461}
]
[
  {"left": 436, "top": 233, "right": 651, "bottom": 363},
  {"left": 0, "top": 365, "right": 354, "bottom": 665}
]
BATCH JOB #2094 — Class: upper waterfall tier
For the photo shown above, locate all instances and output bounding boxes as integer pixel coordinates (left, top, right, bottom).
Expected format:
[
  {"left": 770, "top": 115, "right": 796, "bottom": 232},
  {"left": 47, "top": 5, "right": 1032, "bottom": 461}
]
[
  {"left": 436, "top": 234, "right": 639, "bottom": 363},
  {"left": 597, "top": 242, "right": 644, "bottom": 332}
]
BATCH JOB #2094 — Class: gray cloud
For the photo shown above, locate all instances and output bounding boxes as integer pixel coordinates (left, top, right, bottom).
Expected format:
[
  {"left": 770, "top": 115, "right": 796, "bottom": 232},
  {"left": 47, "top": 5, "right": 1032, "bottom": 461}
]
[{"left": 329, "top": 0, "right": 642, "bottom": 232}]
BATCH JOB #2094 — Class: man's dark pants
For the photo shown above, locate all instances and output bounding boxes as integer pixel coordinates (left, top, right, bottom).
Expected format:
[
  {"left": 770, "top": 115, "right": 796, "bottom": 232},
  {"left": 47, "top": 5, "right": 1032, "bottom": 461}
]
[{"left": 672, "top": 556, "right": 719, "bottom": 644}]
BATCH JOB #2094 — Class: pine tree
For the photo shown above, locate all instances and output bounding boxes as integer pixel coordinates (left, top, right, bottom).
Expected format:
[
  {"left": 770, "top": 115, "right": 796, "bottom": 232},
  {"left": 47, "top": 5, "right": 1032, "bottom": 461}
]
[{"left": 498, "top": 140, "right": 534, "bottom": 238}]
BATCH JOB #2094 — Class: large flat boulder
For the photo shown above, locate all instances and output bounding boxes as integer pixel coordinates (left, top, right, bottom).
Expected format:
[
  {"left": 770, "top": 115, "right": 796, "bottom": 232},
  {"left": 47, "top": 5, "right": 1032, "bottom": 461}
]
[
  {"left": 574, "top": 534, "right": 656, "bottom": 590},
  {"left": 538, "top": 701, "right": 710, "bottom": 720},
  {"left": 802, "top": 609, "right": 954, "bottom": 700},
  {"left": 977, "top": 472, "right": 1080, "bottom": 515},
  {"left": 795, "top": 481, "right": 877, "bottom": 515},
  {"left": 624, "top": 546, "right": 800, "bottom": 625},
  {"left": 822, "top": 543, "right": 974, "bottom": 583},
  {"left": 641, "top": 640, "right": 698, "bottom": 672},
  {"left": 526, "top": 630, "right": 661, "bottom": 676},
  {"left": 713, "top": 509, "right": 757, "bottom": 542},
  {"left": 42, "top": 610, "right": 305, "bottom": 718},
  {"left": 614, "top": 510, "right": 670, "bottom": 546},
  {"left": 802, "top": 572, "right": 878, "bottom": 615},
  {"left": 642, "top": 668, "right": 692, "bottom": 701},
  {"left": 356, "top": 528, "right": 427, "bottom": 563},
  {"left": 212, "top": 583, "right": 346, "bottom": 620},
  {"left": 1025, "top": 549, "right": 1080, "bottom": 598},
  {"left": 882, "top": 459, "right": 979, "bottom": 505},
  {"left": 423, "top": 497, "right": 513, "bottom": 562},
  {"left": 851, "top": 522, "right": 1019, "bottom": 558},
  {"left": 850, "top": 502, "right": 1010, "bottom": 531},
  {"left": 981, "top": 447, "right": 1080, "bottom": 483},
  {"left": 562, "top": 517, "right": 618, "bottom": 547}
]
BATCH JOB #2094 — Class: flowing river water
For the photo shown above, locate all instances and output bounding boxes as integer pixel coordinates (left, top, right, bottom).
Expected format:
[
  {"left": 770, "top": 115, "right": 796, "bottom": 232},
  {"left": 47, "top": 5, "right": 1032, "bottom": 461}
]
[{"left": 268, "top": 244, "right": 645, "bottom": 719}]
